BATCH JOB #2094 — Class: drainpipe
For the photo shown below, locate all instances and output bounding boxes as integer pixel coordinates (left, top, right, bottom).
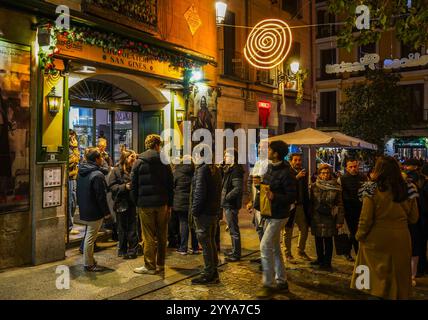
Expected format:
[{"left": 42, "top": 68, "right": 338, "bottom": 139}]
[
  {"left": 310, "top": 0, "right": 315, "bottom": 128},
  {"left": 245, "top": 0, "right": 250, "bottom": 127}
]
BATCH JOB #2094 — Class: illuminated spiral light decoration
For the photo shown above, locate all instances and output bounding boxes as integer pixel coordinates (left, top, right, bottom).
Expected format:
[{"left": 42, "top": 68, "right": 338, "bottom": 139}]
[{"left": 244, "top": 19, "right": 292, "bottom": 70}]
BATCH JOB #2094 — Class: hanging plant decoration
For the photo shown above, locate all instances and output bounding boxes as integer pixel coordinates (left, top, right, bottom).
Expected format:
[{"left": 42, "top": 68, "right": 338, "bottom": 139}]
[
  {"left": 295, "top": 69, "right": 308, "bottom": 105},
  {"left": 37, "top": 22, "right": 204, "bottom": 74}
]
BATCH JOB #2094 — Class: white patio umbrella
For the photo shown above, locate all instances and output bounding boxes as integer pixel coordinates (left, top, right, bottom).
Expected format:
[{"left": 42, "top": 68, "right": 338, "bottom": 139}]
[{"left": 264, "top": 128, "right": 377, "bottom": 177}]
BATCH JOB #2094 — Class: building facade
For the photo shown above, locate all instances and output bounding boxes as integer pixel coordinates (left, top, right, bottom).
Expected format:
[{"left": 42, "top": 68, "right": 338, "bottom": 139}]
[
  {"left": 0, "top": 0, "right": 217, "bottom": 269},
  {"left": 314, "top": 0, "right": 428, "bottom": 159},
  {"left": 216, "top": 0, "right": 316, "bottom": 136}
]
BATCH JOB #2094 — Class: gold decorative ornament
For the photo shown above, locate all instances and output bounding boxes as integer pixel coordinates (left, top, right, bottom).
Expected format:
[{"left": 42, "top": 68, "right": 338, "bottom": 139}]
[{"left": 244, "top": 19, "right": 292, "bottom": 70}]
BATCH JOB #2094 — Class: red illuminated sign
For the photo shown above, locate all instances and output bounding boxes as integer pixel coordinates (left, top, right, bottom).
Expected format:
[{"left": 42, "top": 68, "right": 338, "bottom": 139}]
[{"left": 257, "top": 101, "right": 271, "bottom": 109}]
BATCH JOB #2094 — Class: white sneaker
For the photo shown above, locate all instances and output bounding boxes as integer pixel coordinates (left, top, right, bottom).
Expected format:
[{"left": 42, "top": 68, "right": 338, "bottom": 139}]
[{"left": 133, "top": 266, "right": 157, "bottom": 275}]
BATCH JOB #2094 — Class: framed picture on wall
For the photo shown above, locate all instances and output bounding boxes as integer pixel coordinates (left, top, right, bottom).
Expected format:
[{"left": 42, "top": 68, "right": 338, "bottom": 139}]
[{"left": 0, "top": 40, "right": 31, "bottom": 214}]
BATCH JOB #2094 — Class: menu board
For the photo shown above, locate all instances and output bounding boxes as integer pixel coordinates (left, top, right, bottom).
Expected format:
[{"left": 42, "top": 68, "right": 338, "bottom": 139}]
[
  {"left": 43, "top": 187, "right": 62, "bottom": 208},
  {"left": 43, "top": 167, "right": 62, "bottom": 187}
]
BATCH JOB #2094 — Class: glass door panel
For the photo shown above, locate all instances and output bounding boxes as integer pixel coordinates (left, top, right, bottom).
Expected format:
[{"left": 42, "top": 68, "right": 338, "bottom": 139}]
[
  {"left": 69, "top": 107, "right": 94, "bottom": 158},
  {"left": 114, "top": 111, "right": 133, "bottom": 163}
]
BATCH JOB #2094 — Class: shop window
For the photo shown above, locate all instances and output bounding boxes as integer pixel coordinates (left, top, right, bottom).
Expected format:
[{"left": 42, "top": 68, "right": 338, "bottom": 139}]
[
  {"left": 400, "top": 42, "right": 423, "bottom": 58},
  {"left": 318, "top": 91, "right": 337, "bottom": 126},
  {"left": 69, "top": 107, "right": 136, "bottom": 164},
  {"left": 70, "top": 107, "right": 94, "bottom": 156}
]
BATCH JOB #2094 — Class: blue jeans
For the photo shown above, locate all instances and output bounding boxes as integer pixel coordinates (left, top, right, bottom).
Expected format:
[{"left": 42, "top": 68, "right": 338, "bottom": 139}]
[
  {"left": 260, "top": 217, "right": 288, "bottom": 287},
  {"left": 177, "top": 211, "right": 198, "bottom": 252},
  {"left": 68, "top": 179, "right": 77, "bottom": 230},
  {"left": 224, "top": 208, "right": 241, "bottom": 257}
]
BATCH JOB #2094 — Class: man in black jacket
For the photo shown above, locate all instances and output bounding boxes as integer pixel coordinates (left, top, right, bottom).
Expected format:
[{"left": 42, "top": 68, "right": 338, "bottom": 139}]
[
  {"left": 339, "top": 158, "right": 366, "bottom": 261},
  {"left": 191, "top": 145, "right": 223, "bottom": 284},
  {"left": 131, "top": 134, "right": 174, "bottom": 275},
  {"left": 77, "top": 148, "right": 112, "bottom": 272},
  {"left": 284, "top": 153, "right": 311, "bottom": 263},
  {"left": 256, "top": 141, "right": 297, "bottom": 299},
  {"left": 221, "top": 148, "right": 244, "bottom": 262}
]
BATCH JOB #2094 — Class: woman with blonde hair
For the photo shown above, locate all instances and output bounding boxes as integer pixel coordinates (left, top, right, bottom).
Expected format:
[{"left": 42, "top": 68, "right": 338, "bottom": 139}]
[{"left": 351, "top": 156, "right": 419, "bottom": 299}]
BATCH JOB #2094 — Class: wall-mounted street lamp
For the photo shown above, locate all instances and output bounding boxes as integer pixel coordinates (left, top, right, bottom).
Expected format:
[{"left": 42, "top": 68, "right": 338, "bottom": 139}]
[
  {"left": 46, "top": 87, "right": 62, "bottom": 115},
  {"left": 190, "top": 69, "right": 203, "bottom": 82},
  {"left": 278, "top": 60, "right": 300, "bottom": 88},
  {"left": 216, "top": 1, "right": 227, "bottom": 25},
  {"left": 289, "top": 61, "right": 300, "bottom": 75},
  {"left": 176, "top": 110, "right": 185, "bottom": 124}
]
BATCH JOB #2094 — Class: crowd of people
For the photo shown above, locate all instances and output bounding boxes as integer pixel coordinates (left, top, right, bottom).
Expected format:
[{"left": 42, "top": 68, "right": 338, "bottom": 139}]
[{"left": 71, "top": 131, "right": 428, "bottom": 300}]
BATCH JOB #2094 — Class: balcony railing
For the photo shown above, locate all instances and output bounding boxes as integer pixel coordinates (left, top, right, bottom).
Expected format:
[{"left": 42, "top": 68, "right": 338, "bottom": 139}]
[{"left": 219, "top": 50, "right": 250, "bottom": 81}]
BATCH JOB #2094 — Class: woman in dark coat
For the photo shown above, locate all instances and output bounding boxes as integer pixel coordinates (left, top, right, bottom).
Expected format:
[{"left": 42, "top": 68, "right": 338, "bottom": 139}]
[
  {"left": 107, "top": 148, "right": 139, "bottom": 259},
  {"left": 173, "top": 158, "right": 198, "bottom": 254},
  {"left": 310, "top": 164, "right": 344, "bottom": 270}
]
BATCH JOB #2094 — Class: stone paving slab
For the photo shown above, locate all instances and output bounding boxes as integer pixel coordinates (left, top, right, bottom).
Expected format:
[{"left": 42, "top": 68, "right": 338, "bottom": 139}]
[{"left": 0, "top": 212, "right": 259, "bottom": 300}]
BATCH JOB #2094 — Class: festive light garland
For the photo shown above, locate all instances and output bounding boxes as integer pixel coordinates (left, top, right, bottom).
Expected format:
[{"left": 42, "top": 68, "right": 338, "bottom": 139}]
[
  {"left": 244, "top": 19, "right": 292, "bottom": 70},
  {"left": 38, "top": 23, "right": 204, "bottom": 74}
]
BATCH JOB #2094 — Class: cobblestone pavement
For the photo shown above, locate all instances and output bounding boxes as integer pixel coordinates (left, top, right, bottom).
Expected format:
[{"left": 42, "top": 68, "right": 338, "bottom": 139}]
[
  {"left": 1, "top": 210, "right": 428, "bottom": 300},
  {"left": 136, "top": 225, "right": 428, "bottom": 301}
]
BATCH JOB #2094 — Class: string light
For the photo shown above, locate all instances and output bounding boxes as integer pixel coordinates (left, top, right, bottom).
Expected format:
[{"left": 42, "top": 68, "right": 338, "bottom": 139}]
[{"left": 244, "top": 19, "right": 292, "bottom": 70}]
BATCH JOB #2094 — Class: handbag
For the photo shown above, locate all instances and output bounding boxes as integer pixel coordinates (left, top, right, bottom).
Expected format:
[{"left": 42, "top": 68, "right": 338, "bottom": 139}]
[
  {"left": 259, "top": 184, "right": 272, "bottom": 217},
  {"left": 334, "top": 228, "right": 352, "bottom": 255},
  {"left": 113, "top": 189, "right": 129, "bottom": 214}
]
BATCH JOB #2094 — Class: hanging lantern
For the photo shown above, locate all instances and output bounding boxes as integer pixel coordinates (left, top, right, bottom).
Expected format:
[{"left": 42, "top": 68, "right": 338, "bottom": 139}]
[{"left": 46, "top": 87, "right": 62, "bottom": 115}]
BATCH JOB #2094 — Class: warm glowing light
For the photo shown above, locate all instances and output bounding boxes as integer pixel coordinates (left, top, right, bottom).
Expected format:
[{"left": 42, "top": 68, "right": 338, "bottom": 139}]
[
  {"left": 190, "top": 69, "right": 203, "bottom": 82},
  {"left": 244, "top": 19, "right": 292, "bottom": 70},
  {"left": 216, "top": 1, "right": 227, "bottom": 24},
  {"left": 290, "top": 61, "right": 300, "bottom": 74}
]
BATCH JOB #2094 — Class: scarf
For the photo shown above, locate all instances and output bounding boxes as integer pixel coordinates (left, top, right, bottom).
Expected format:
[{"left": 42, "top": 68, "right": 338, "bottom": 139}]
[
  {"left": 315, "top": 178, "right": 341, "bottom": 192},
  {"left": 358, "top": 180, "right": 419, "bottom": 201}
]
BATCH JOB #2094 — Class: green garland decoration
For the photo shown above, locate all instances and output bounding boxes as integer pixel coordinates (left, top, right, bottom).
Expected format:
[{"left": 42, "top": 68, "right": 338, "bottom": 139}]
[
  {"left": 295, "top": 69, "right": 308, "bottom": 105},
  {"left": 38, "top": 23, "right": 204, "bottom": 74}
]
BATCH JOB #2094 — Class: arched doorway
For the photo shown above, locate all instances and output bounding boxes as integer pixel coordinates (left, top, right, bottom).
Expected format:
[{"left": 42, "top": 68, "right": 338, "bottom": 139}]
[{"left": 66, "top": 72, "right": 169, "bottom": 244}]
